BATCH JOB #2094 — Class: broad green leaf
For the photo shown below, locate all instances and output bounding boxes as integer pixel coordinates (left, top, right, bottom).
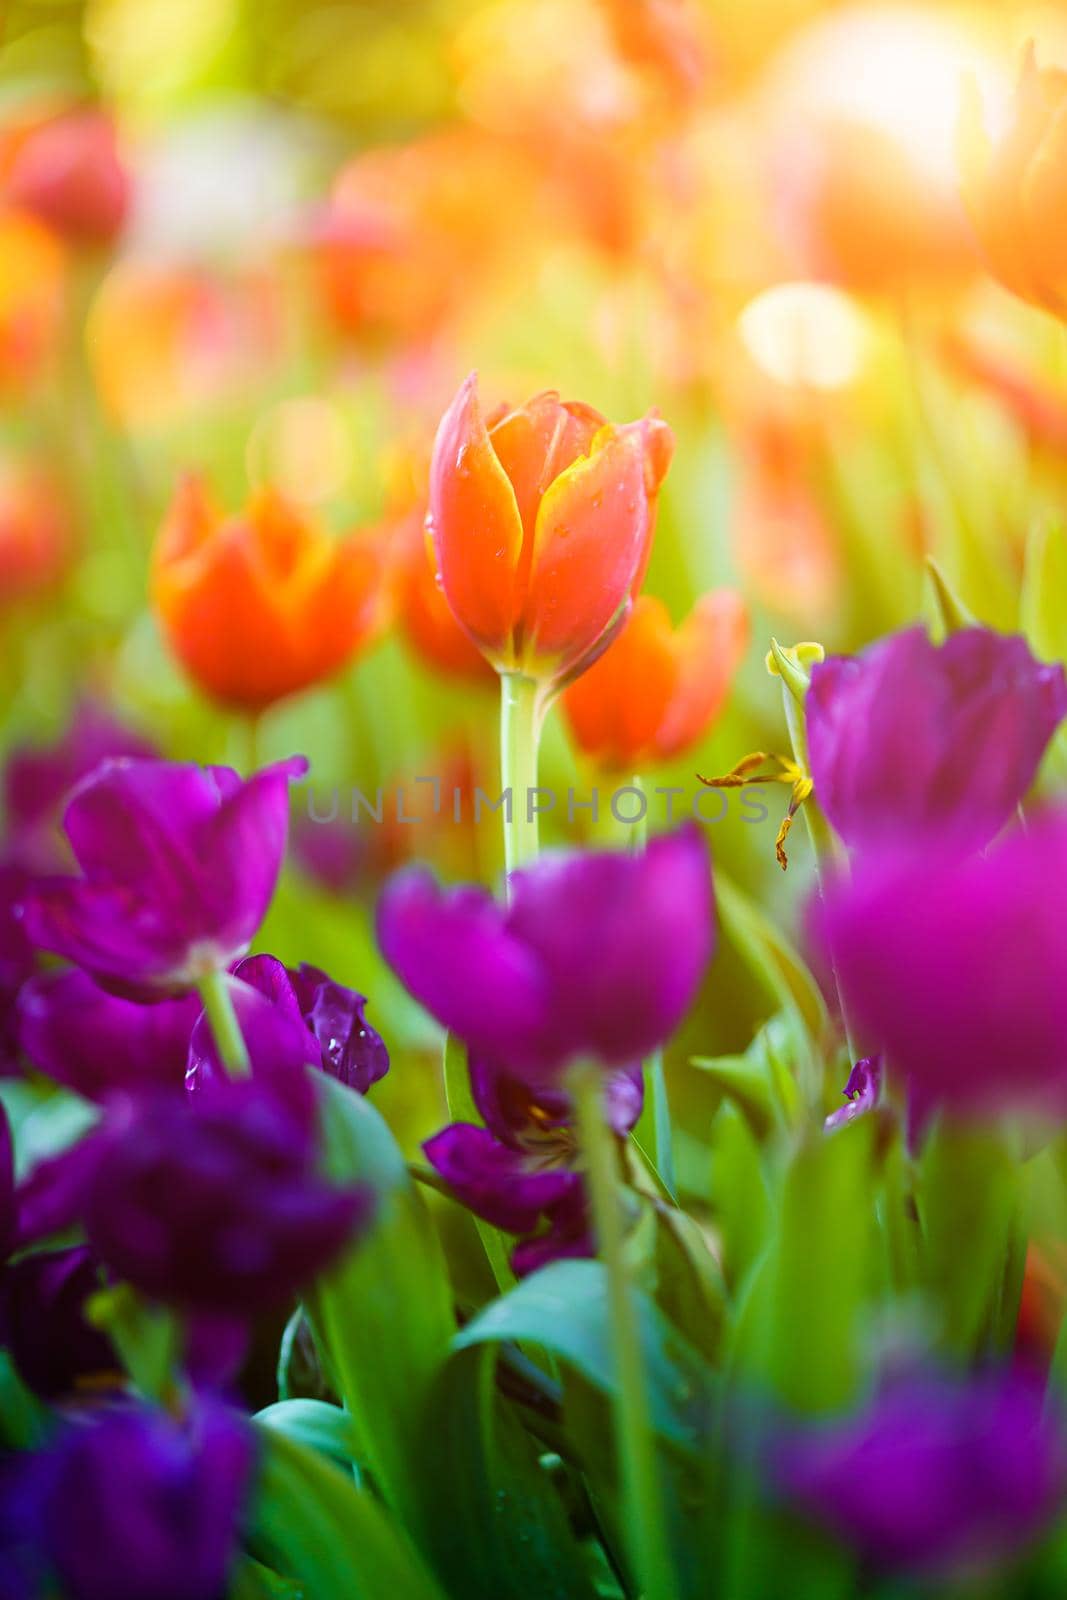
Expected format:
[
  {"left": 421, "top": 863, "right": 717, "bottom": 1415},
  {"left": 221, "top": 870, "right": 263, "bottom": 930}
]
[
  {"left": 414, "top": 1344, "right": 598, "bottom": 1600},
  {"left": 0, "top": 1351, "right": 50, "bottom": 1449},
  {"left": 245, "top": 1422, "right": 446, "bottom": 1600},
  {"left": 454, "top": 1259, "right": 713, "bottom": 1456},
  {"left": 1021, "top": 517, "right": 1067, "bottom": 664},
  {"left": 918, "top": 1123, "right": 1019, "bottom": 1357},
  {"left": 730, "top": 1120, "right": 875, "bottom": 1412},
  {"left": 304, "top": 1074, "right": 454, "bottom": 1522},
  {"left": 255, "top": 1400, "right": 363, "bottom": 1470}
]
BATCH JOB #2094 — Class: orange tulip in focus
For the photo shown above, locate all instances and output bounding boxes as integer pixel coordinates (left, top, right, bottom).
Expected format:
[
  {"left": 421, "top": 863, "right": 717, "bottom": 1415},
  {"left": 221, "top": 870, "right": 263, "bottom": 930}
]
[
  {"left": 563, "top": 591, "right": 748, "bottom": 771},
  {"left": 0, "top": 105, "right": 128, "bottom": 247},
  {"left": 959, "top": 46, "right": 1067, "bottom": 317},
  {"left": 151, "top": 478, "right": 385, "bottom": 713},
  {"left": 0, "top": 458, "right": 73, "bottom": 605},
  {"left": 0, "top": 209, "right": 65, "bottom": 388},
  {"left": 428, "top": 374, "right": 674, "bottom": 686}
]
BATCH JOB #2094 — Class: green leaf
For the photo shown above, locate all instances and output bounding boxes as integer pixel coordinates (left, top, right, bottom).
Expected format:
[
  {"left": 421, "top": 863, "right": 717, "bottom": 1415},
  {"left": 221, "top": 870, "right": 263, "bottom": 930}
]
[
  {"left": 443, "top": 1031, "right": 516, "bottom": 1294},
  {"left": 712, "top": 870, "right": 828, "bottom": 1051},
  {"left": 414, "top": 1344, "right": 598, "bottom": 1600},
  {"left": 0, "top": 1350, "right": 50, "bottom": 1449},
  {"left": 245, "top": 1421, "right": 447, "bottom": 1600},
  {"left": 255, "top": 1400, "right": 363, "bottom": 1471},
  {"left": 730, "top": 1121, "right": 876, "bottom": 1412},
  {"left": 304, "top": 1074, "right": 455, "bottom": 1522},
  {"left": 918, "top": 1123, "right": 1020, "bottom": 1356},
  {"left": 709, "top": 1103, "right": 771, "bottom": 1293},
  {"left": 692, "top": 1012, "right": 802, "bottom": 1133},
  {"left": 1021, "top": 517, "right": 1067, "bottom": 664},
  {"left": 454, "top": 1259, "right": 713, "bottom": 1456}
]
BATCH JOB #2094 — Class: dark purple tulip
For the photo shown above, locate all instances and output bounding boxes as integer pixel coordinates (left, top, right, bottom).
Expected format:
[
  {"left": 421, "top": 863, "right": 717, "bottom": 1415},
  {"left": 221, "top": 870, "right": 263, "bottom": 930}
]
[
  {"left": 824, "top": 1057, "right": 882, "bottom": 1134},
  {"left": 807, "top": 626, "right": 1067, "bottom": 855},
  {"left": 378, "top": 826, "right": 713, "bottom": 1081},
  {"left": 33, "top": 1397, "right": 253, "bottom": 1600},
  {"left": 0, "top": 863, "right": 35, "bottom": 1077},
  {"left": 186, "top": 954, "right": 388, "bottom": 1099},
  {"left": 817, "top": 815, "right": 1067, "bottom": 1124},
  {"left": 3, "top": 700, "right": 155, "bottom": 871},
  {"left": 775, "top": 1367, "right": 1067, "bottom": 1577},
  {"left": 0, "top": 1246, "right": 116, "bottom": 1398},
  {"left": 17, "top": 969, "right": 198, "bottom": 1101},
  {"left": 424, "top": 1056, "right": 642, "bottom": 1276},
  {"left": 81, "top": 1083, "right": 371, "bottom": 1313},
  {"left": 20, "top": 755, "right": 306, "bottom": 999}
]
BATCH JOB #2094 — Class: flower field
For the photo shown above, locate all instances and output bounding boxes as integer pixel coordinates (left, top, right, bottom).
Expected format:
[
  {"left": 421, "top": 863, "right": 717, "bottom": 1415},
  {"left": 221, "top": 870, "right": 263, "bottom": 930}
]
[{"left": 3, "top": 2, "right": 1067, "bottom": 1596}]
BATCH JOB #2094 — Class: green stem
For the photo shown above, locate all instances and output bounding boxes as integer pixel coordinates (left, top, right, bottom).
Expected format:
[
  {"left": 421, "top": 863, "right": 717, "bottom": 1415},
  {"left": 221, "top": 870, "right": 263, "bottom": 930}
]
[
  {"left": 499, "top": 672, "right": 544, "bottom": 885},
  {"left": 570, "top": 1062, "right": 680, "bottom": 1600},
  {"left": 197, "top": 968, "right": 250, "bottom": 1076},
  {"left": 630, "top": 775, "right": 676, "bottom": 1196},
  {"left": 779, "top": 689, "right": 862, "bottom": 1072}
]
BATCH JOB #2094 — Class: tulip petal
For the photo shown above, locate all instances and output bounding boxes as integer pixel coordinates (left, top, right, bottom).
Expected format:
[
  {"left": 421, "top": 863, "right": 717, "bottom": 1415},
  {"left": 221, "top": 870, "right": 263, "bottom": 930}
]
[
  {"left": 428, "top": 372, "right": 524, "bottom": 659},
  {"left": 423, "top": 1122, "right": 576, "bottom": 1233},
  {"left": 523, "top": 417, "right": 672, "bottom": 677}
]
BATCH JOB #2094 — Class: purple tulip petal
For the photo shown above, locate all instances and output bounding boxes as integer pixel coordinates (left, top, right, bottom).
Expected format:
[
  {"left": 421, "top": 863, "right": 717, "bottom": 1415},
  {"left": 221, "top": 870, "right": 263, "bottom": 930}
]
[
  {"left": 17, "top": 970, "right": 197, "bottom": 1101},
  {"left": 424, "top": 1122, "right": 577, "bottom": 1233}
]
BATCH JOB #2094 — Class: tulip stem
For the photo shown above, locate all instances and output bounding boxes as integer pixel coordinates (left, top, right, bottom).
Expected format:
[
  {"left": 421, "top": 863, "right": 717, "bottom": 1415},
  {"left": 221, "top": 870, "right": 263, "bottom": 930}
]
[
  {"left": 500, "top": 672, "right": 543, "bottom": 885},
  {"left": 197, "top": 969, "right": 250, "bottom": 1077},
  {"left": 570, "top": 1061, "right": 680, "bottom": 1600},
  {"left": 630, "top": 775, "right": 676, "bottom": 1196}
]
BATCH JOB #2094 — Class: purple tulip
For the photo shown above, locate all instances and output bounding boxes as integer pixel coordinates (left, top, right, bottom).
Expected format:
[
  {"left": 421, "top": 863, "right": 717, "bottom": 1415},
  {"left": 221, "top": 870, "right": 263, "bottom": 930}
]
[
  {"left": 378, "top": 826, "right": 713, "bottom": 1082},
  {"left": 817, "top": 815, "right": 1067, "bottom": 1124},
  {"left": 28, "top": 1397, "right": 253, "bottom": 1600},
  {"left": 3, "top": 700, "right": 155, "bottom": 871},
  {"left": 19, "top": 755, "right": 306, "bottom": 999},
  {"left": 186, "top": 954, "right": 388, "bottom": 1099},
  {"left": 0, "top": 1246, "right": 116, "bottom": 1398},
  {"left": 774, "top": 1366, "right": 1067, "bottom": 1577},
  {"left": 806, "top": 626, "right": 1067, "bottom": 855},
  {"left": 424, "top": 1056, "right": 641, "bottom": 1276},
  {"left": 16, "top": 1081, "right": 371, "bottom": 1313},
  {"left": 17, "top": 969, "right": 198, "bottom": 1101},
  {"left": 0, "top": 863, "right": 35, "bottom": 1076}
]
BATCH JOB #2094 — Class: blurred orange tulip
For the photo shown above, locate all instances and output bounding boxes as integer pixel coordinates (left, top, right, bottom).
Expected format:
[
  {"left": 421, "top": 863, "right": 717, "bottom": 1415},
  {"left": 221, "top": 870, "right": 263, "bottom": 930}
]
[
  {"left": 0, "top": 209, "right": 65, "bottom": 388},
  {"left": 563, "top": 591, "right": 747, "bottom": 771},
  {"left": 0, "top": 104, "right": 128, "bottom": 247},
  {"left": 151, "top": 478, "right": 385, "bottom": 712},
  {"left": 0, "top": 457, "right": 73, "bottom": 605},
  {"left": 730, "top": 420, "right": 840, "bottom": 625},
  {"left": 89, "top": 262, "right": 280, "bottom": 431},
  {"left": 959, "top": 46, "right": 1067, "bottom": 317},
  {"left": 428, "top": 373, "right": 674, "bottom": 685},
  {"left": 391, "top": 504, "right": 495, "bottom": 682}
]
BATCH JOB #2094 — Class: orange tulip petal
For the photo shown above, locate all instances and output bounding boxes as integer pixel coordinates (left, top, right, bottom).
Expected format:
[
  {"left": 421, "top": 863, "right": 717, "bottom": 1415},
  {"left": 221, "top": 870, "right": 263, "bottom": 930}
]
[
  {"left": 522, "top": 418, "right": 669, "bottom": 677},
  {"left": 428, "top": 372, "right": 524, "bottom": 662},
  {"left": 564, "top": 595, "right": 677, "bottom": 770},
  {"left": 655, "top": 590, "right": 748, "bottom": 760}
]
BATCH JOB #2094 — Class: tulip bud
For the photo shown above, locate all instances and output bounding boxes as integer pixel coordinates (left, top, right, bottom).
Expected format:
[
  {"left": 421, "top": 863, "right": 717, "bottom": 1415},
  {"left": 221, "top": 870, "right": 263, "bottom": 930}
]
[
  {"left": 428, "top": 373, "right": 674, "bottom": 687},
  {"left": 0, "top": 105, "right": 129, "bottom": 247}
]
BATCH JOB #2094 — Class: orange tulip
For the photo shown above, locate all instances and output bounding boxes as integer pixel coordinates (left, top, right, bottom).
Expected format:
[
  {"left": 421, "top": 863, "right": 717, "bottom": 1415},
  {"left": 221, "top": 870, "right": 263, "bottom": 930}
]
[
  {"left": 428, "top": 373, "right": 674, "bottom": 685},
  {"left": 959, "top": 46, "right": 1067, "bottom": 317},
  {"left": 0, "top": 457, "right": 73, "bottom": 605},
  {"left": 563, "top": 591, "right": 747, "bottom": 771},
  {"left": 0, "top": 209, "right": 65, "bottom": 388},
  {"left": 151, "top": 477, "right": 385, "bottom": 712}
]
